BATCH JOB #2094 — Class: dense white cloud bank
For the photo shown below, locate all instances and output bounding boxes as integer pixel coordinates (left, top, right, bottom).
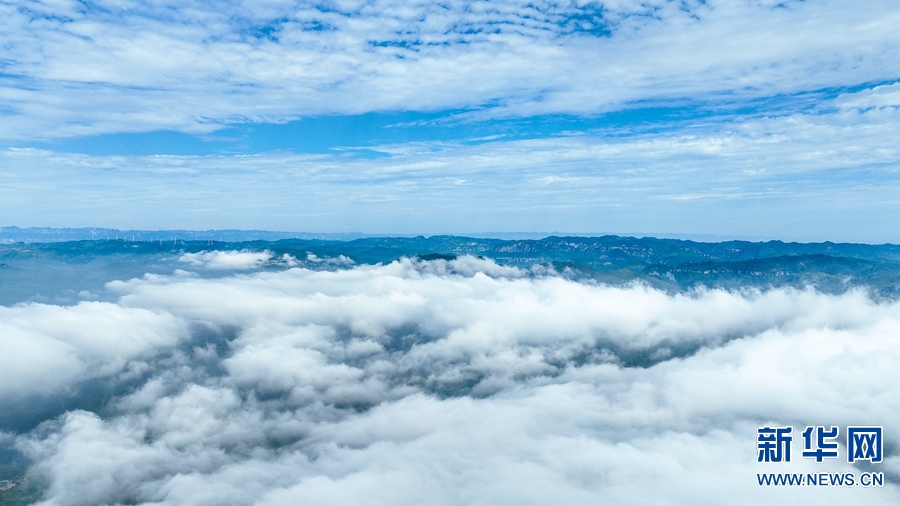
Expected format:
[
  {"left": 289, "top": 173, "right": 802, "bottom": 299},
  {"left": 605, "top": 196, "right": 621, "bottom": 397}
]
[
  {"left": 1, "top": 0, "right": 899, "bottom": 138},
  {"left": 0, "top": 302, "right": 185, "bottom": 399},
  {"left": 5, "top": 257, "right": 900, "bottom": 504},
  {"left": 178, "top": 250, "right": 289, "bottom": 270}
]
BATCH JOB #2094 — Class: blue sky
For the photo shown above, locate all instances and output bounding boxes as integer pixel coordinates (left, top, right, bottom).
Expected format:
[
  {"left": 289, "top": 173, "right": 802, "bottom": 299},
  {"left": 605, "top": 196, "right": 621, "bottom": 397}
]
[{"left": 2, "top": 0, "right": 900, "bottom": 241}]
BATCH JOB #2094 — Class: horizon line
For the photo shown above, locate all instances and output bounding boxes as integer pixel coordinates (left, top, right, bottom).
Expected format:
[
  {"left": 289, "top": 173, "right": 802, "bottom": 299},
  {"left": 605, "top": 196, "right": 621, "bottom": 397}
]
[{"left": 1, "top": 226, "right": 895, "bottom": 246}]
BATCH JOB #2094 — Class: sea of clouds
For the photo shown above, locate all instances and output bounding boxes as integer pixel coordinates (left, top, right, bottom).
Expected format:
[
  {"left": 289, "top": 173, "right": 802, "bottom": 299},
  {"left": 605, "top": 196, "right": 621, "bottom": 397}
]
[{"left": 2, "top": 254, "right": 899, "bottom": 504}]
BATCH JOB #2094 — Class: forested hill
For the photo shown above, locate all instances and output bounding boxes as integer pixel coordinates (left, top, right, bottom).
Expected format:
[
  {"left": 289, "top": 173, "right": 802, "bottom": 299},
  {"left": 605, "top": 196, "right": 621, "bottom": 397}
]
[{"left": 2, "top": 234, "right": 900, "bottom": 305}]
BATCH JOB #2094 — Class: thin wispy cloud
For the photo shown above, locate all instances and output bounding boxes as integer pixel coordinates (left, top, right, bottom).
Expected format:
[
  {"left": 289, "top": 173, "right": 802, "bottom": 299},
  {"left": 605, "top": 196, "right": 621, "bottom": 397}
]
[
  {"left": 1, "top": 0, "right": 899, "bottom": 138},
  {"left": 4, "top": 84, "right": 900, "bottom": 240}
]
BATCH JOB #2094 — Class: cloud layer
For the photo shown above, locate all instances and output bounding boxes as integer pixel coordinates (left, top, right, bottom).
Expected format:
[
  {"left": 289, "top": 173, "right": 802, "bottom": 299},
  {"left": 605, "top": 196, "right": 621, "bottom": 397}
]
[
  {"left": 5, "top": 81, "right": 900, "bottom": 241},
  {"left": 4, "top": 2, "right": 899, "bottom": 240},
  {"left": 2, "top": 0, "right": 900, "bottom": 138},
  {"left": 4, "top": 256, "right": 899, "bottom": 504},
  {"left": 178, "top": 250, "right": 287, "bottom": 270}
]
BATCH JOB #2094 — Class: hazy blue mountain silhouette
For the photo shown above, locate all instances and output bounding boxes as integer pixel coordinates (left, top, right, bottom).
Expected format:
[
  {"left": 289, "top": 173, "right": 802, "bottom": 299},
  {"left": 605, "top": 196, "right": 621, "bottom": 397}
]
[{"left": 2, "top": 233, "right": 900, "bottom": 306}]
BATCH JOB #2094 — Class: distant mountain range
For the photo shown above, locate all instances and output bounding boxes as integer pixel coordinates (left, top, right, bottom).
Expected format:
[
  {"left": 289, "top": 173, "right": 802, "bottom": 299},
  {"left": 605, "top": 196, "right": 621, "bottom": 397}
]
[
  {"left": 2, "top": 231, "right": 900, "bottom": 305},
  {"left": 0, "top": 226, "right": 369, "bottom": 243}
]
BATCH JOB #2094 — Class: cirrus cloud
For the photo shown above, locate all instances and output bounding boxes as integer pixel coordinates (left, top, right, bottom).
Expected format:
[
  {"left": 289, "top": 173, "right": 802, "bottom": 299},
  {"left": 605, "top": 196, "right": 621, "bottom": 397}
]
[{"left": 1, "top": 0, "right": 899, "bottom": 139}]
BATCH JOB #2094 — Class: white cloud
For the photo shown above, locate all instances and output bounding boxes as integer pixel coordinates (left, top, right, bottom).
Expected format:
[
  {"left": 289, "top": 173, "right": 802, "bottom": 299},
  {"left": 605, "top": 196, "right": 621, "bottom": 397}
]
[
  {"left": 0, "top": 302, "right": 186, "bottom": 399},
  {"left": 3, "top": 84, "right": 900, "bottom": 241},
  {"left": 6, "top": 259, "right": 900, "bottom": 504},
  {"left": 1, "top": 0, "right": 899, "bottom": 138},
  {"left": 178, "top": 249, "right": 275, "bottom": 270}
]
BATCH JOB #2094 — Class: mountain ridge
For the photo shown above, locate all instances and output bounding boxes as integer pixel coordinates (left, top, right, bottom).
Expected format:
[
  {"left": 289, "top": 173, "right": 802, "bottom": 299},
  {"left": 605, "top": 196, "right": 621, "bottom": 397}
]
[{"left": 3, "top": 235, "right": 900, "bottom": 305}]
